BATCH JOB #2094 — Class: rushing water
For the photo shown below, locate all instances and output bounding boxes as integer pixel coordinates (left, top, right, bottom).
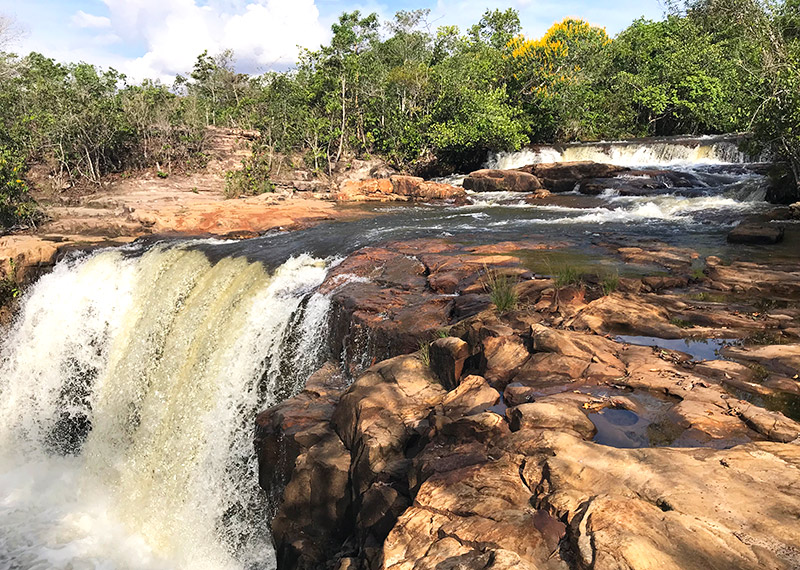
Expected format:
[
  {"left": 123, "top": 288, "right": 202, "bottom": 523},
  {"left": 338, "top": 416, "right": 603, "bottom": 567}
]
[
  {"left": 0, "top": 135, "right": 792, "bottom": 569},
  {"left": 0, "top": 244, "right": 335, "bottom": 570}
]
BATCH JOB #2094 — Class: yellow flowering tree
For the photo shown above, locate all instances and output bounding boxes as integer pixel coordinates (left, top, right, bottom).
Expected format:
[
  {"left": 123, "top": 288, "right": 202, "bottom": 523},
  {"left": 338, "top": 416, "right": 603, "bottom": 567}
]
[{"left": 507, "top": 18, "right": 612, "bottom": 140}]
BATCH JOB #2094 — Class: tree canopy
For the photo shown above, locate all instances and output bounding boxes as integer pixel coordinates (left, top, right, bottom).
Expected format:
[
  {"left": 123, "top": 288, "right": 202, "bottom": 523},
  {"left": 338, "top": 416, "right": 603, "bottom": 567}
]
[{"left": 0, "top": 1, "right": 798, "bottom": 230}]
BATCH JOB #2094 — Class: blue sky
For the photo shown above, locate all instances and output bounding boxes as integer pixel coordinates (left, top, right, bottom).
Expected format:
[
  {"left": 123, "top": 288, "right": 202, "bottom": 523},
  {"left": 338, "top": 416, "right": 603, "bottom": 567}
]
[{"left": 0, "top": 0, "right": 665, "bottom": 81}]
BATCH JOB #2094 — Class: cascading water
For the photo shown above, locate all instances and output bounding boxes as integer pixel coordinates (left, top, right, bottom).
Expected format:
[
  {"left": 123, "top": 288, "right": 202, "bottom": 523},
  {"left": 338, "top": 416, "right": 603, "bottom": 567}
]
[
  {"left": 0, "top": 242, "right": 335, "bottom": 570},
  {"left": 486, "top": 134, "right": 768, "bottom": 169}
]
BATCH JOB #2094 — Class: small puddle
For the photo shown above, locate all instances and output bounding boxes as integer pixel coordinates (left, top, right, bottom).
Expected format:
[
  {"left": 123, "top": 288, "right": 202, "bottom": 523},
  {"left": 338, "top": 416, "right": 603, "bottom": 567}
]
[
  {"left": 579, "top": 388, "right": 680, "bottom": 449},
  {"left": 616, "top": 335, "right": 740, "bottom": 361},
  {"left": 588, "top": 408, "right": 650, "bottom": 448}
]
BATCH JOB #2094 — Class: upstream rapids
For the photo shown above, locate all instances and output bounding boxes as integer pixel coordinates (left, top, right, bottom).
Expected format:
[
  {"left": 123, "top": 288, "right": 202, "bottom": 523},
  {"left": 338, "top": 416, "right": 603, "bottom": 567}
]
[{"left": 0, "top": 134, "right": 787, "bottom": 569}]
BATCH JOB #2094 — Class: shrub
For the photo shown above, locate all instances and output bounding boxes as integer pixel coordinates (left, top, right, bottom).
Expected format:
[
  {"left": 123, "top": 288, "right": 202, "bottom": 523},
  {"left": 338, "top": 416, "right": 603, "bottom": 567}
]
[
  {"left": 0, "top": 149, "right": 40, "bottom": 232},
  {"left": 225, "top": 150, "right": 276, "bottom": 198}
]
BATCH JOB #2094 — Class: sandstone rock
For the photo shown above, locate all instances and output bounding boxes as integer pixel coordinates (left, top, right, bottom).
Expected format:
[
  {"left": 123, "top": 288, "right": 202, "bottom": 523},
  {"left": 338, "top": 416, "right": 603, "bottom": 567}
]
[
  {"left": 507, "top": 401, "right": 597, "bottom": 439},
  {"left": 570, "top": 293, "right": 683, "bottom": 338},
  {"left": 727, "top": 224, "right": 785, "bottom": 245},
  {"left": 429, "top": 337, "right": 470, "bottom": 390},
  {"left": 463, "top": 169, "right": 543, "bottom": 193},
  {"left": 335, "top": 176, "right": 465, "bottom": 202},
  {"left": 0, "top": 235, "right": 60, "bottom": 283},
  {"left": 519, "top": 161, "right": 627, "bottom": 193},
  {"left": 440, "top": 375, "right": 500, "bottom": 417}
]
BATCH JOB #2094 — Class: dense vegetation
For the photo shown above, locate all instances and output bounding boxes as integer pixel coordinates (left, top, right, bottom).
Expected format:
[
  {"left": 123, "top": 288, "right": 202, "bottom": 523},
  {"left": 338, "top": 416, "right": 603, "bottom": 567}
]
[{"left": 0, "top": 0, "right": 798, "bottom": 231}]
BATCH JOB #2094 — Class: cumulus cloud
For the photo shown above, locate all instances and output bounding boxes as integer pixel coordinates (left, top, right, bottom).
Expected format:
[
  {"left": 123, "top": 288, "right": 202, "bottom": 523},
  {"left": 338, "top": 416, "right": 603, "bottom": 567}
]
[{"left": 97, "top": 0, "right": 328, "bottom": 81}]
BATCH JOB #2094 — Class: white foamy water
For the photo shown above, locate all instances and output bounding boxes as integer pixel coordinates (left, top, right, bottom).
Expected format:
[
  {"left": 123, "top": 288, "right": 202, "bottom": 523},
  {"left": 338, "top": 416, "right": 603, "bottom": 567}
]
[
  {"left": 487, "top": 136, "right": 766, "bottom": 170},
  {"left": 0, "top": 244, "right": 335, "bottom": 570}
]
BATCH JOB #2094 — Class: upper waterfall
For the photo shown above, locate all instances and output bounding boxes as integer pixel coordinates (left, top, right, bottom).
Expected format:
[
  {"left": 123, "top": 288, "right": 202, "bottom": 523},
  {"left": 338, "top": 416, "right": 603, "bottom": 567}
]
[
  {"left": 0, "top": 242, "right": 335, "bottom": 570},
  {"left": 487, "top": 134, "right": 767, "bottom": 170}
]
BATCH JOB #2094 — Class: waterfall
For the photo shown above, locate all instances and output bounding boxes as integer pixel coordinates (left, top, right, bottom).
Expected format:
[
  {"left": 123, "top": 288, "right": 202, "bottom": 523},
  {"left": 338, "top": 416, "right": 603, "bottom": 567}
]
[
  {"left": 487, "top": 135, "right": 768, "bottom": 170},
  {"left": 0, "top": 242, "right": 334, "bottom": 570}
]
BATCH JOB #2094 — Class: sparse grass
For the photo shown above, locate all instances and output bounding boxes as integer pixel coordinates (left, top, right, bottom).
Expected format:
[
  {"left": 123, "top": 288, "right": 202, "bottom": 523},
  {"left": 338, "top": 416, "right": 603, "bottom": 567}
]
[
  {"left": 483, "top": 267, "right": 518, "bottom": 314},
  {"left": 156, "top": 170, "right": 169, "bottom": 179},
  {"left": 600, "top": 271, "right": 619, "bottom": 296},
  {"left": 418, "top": 340, "right": 431, "bottom": 366},
  {"left": 689, "top": 291, "right": 728, "bottom": 303},
  {"left": 436, "top": 328, "right": 450, "bottom": 338},
  {"left": 743, "top": 361, "right": 770, "bottom": 382},
  {"left": 744, "top": 330, "right": 783, "bottom": 345},
  {"left": 670, "top": 317, "right": 695, "bottom": 329},
  {"left": 691, "top": 267, "right": 706, "bottom": 281},
  {"left": 554, "top": 264, "right": 582, "bottom": 288},
  {"left": 753, "top": 298, "right": 779, "bottom": 313}
]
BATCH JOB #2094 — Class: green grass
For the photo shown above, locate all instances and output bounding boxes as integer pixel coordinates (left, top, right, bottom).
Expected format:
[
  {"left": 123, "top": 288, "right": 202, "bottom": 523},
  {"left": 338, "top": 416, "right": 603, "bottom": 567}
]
[
  {"left": 691, "top": 267, "right": 706, "bottom": 281},
  {"left": 554, "top": 264, "right": 582, "bottom": 288},
  {"left": 417, "top": 340, "right": 431, "bottom": 366},
  {"left": 670, "top": 317, "right": 696, "bottom": 329},
  {"left": 483, "top": 267, "right": 518, "bottom": 314},
  {"left": 600, "top": 272, "right": 620, "bottom": 296},
  {"left": 744, "top": 330, "right": 783, "bottom": 345}
]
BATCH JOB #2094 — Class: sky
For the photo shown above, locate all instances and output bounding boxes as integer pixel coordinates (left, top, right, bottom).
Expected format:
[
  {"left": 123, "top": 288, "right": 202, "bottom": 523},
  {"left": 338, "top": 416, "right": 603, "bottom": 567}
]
[{"left": 0, "top": 0, "right": 666, "bottom": 83}]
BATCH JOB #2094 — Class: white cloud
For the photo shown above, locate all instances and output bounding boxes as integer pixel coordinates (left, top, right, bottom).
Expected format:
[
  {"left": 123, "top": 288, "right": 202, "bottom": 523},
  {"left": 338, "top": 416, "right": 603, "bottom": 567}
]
[
  {"left": 71, "top": 10, "right": 112, "bottom": 29},
  {"left": 98, "top": 0, "right": 329, "bottom": 81}
]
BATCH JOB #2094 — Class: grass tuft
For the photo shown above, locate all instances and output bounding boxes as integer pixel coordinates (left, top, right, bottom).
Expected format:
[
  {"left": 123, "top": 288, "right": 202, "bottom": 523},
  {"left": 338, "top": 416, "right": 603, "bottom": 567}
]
[{"left": 483, "top": 266, "right": 518, "bottom": 314}]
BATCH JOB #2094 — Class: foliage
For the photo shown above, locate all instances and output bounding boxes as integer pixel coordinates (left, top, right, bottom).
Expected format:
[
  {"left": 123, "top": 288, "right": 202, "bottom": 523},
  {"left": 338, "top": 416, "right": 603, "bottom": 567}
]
[
  {"left": 0, "top": 2, "right": 797, "bottom": 200},
  {"left": 0, "top": 147, "right": 39, "bottom": 231},
  {"left": 224, "top": 149, "right": 276, "bottom": 198}
]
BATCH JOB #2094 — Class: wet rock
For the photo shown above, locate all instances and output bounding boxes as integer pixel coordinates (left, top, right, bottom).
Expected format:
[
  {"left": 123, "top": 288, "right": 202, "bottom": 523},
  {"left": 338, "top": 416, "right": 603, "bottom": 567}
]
[
  {"left": 727, "top": 224, "right": 785, "bottom": 245},
  {"left": 518, "top": 161, "right": 627, "bottom": 193},
  {"left": 463, "top": 169, "right": 543, "bottom": 193}
]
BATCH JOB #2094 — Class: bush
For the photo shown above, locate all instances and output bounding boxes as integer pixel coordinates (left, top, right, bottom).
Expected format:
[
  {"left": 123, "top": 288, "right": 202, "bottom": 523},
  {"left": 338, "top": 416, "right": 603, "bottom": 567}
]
[
  {"left": 225, "top": 149, "right": 276, "bottom": 199},
  {"left": 0, "top": 149, "right": 40, "bottom": 232},
  {"left": 483, "top": 267, "right": 518, "bottom": 314}
]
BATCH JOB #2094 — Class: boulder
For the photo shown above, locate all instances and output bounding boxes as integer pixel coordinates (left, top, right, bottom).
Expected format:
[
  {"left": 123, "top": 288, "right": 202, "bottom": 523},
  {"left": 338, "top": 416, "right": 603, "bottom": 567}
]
[
  {"left": 335, "top": 176, "right": 466, "bottom": 202},
  {"left": 429, "top": 337, "right": 471, "bottom": 390},
  {"left": 727, "top": 224, "right": 785, "bottom": 245},
  {"left": 507, "top": 401, "right": 597, "bottom": 439},
  {"left": 519, "top": 161, "right": 628, "bottom": 192},
  {"left": 463, "top": 169, "right": 543, "bottom": 193}
]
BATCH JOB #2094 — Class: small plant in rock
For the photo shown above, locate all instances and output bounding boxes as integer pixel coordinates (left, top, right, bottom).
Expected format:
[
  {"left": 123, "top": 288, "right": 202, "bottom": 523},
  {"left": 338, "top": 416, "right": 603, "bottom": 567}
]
[
  {"left": 483, "top": 267, "right": 518, "bottom": 314},
  {"left": 600, "top": 271, "right": 620, "bottom": 296},
  {"left": 417, "top": 340, "right": 431, "bottom": 366},
  {"left": 436, "top": 328, "right": 450, "bottom": 338},
  {"left": 156, "top": 171, "right": 169, "bottom": 179},
  {"left": 670, "top": 317, "right": 695, "bottom": 329},
  {"left": 745, "top": 330, "right": 783, "bottom": 345},
  {"left": 554, "top": 264, "right": 582, "bottom": 288},
  {"left": 691, "top": 267, "right": 706, "bottom": 281}
]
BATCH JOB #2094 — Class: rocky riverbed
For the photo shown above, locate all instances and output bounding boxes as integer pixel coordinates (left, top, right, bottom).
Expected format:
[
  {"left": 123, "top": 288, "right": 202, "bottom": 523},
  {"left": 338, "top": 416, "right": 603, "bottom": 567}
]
[{"left": 258, "top": 238, "right": 800, "bottom": 570}]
